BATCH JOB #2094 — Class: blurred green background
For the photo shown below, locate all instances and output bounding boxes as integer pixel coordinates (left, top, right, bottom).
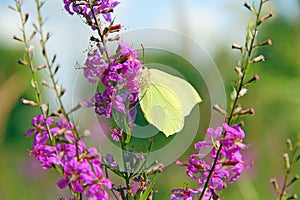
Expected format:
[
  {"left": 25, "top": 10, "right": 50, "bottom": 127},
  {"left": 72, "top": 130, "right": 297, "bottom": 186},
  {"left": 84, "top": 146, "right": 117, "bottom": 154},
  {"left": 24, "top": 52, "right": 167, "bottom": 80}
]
[{"left": 1, "top": 0, "right": 300, "bottom": 199}]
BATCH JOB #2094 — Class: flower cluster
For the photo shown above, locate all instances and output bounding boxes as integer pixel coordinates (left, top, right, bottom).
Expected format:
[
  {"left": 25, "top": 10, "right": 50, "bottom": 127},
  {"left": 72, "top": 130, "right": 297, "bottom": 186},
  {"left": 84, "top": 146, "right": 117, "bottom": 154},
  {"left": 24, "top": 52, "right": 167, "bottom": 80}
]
[
  {"left": 84, "top": 42, "right": 142, "bottom": 119},
  {"left": 63, "top": 0, "right": 120, "bottom": 28},
  {"left": 172, "top": 123, "right": 250, "bottom": 199},
  {"left": 25, "top": 114, "right": 111, "bottom": 200}
]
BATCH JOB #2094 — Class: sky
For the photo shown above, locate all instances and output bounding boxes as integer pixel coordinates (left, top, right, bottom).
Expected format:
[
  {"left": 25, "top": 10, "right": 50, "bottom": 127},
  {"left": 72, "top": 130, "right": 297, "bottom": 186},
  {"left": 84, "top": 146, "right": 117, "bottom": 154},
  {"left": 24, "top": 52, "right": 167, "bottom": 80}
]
[{"left": 1, "top": 0, "right": 299, "bottom": 108}]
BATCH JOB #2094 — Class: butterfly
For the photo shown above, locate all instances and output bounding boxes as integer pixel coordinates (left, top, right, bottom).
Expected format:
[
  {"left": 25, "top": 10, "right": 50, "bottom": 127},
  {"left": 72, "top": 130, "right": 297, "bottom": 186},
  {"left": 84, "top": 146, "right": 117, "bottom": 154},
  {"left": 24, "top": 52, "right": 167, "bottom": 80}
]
[{"left": 138, "top": 68, "right": 202, "bottom": 137}]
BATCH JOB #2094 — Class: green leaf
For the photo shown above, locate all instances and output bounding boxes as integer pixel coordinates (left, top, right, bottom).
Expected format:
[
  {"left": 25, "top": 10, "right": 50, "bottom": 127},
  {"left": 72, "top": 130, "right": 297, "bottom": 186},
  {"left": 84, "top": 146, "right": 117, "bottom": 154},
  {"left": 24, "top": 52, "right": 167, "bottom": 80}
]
[{"left": 138, "top": 172, "right": 158, "bottom": 200}]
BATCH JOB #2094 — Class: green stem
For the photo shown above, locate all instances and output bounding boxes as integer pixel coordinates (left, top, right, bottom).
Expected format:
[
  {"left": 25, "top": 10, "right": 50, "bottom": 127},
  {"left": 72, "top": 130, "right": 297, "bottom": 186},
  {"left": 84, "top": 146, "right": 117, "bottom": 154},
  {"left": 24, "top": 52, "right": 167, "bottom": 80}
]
[
  {"left": 16, "top": 1, "right": 54, "bottom": 143},
  {"left": 33, "top": 0, "right": 81, "bottom": 162},
  {"left": 89, "top": 1, "right": 112, "bottom": 65},
  {"left": 279, "top": 145, "right": 299, "bottom": 200},
  {"left": 199, "top": 1, "right": 265, "bottom": 199}
]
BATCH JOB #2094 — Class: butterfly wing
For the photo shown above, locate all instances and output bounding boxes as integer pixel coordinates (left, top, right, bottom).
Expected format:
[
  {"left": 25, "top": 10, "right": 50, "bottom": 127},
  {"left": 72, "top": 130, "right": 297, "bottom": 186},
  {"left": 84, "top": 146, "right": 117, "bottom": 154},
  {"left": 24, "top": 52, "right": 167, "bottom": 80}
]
[
  {"left": 139, "top": 82, "right": 184, "bottom": 137},
  {"left": 149, "top": 69, "right": 202, "bottom": 117}
]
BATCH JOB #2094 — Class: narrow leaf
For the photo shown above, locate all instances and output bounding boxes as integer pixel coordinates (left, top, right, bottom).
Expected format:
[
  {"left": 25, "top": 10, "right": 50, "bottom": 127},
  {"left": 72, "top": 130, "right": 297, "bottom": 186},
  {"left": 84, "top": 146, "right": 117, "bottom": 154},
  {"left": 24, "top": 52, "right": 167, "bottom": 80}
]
[{"left": 139, "top": 172, "right": 158, "bottom": 200}]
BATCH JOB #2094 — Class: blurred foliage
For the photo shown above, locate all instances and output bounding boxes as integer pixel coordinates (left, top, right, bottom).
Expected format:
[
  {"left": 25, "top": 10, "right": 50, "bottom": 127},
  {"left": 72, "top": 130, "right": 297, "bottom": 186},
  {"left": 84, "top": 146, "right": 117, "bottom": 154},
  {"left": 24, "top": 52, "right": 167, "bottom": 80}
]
[{"left": 0, "top": 11, "right": 300, "bottom": 200}]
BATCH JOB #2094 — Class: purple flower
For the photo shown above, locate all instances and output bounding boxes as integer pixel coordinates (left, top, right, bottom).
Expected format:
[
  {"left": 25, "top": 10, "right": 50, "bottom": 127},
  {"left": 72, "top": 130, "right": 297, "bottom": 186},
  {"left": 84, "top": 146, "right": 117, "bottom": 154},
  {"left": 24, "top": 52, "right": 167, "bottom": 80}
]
[
  {"left": 104, "top": 154, "right": 119, "bottom": 169},
  {"left": 25, "top": 114, "right": 53, "bottom": 137},
  {"left": 86, "top": 164, "right": 112, "bottom": 199},
  {"left": 63, "top": 0, "right": 120, "bottom": 30},
  {"left": 174, "top": 124, "right": 250, "bottom": 199},
  {"left": 29, "top": 144, "right": 61, "bottom": 169},
  {"left": 171, "top": 188, "right": 200, "bottom": 200},
  {"left": 84, "top": 49, "right": 106, "bottom": 84},
  {"left": 194, "top": 126, "right": 222, "bottom": 153},
  {"left": 111, "top": 128, "right": 122, "bottom": 142},
  {"left": 118, "top": 42, "right": 138, "bottom": 58}
]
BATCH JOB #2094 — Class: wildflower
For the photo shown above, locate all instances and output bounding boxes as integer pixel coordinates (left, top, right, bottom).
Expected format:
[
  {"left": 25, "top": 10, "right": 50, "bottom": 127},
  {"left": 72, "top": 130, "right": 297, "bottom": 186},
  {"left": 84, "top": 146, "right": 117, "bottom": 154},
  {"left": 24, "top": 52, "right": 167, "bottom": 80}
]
[
  {"left": 84, "top": 49, "right": 106, "bottom": 84},
  {"left": 25, "top": 114, "right": 53, "bottom": 138},
  {"left": 171, "top": 188, "right": 200, "bottom": 200},
  {"left": 111, "top": 128, "right": 123, "bottom": 142},
  {"left": 104, "top": 154, "right": 119, "bottom": 169},
  {"left": 25, "top": 115, "right": 112, "bottom": 199},
  {"left": 84, "top": 42, "right": 142, "bottom": 120},
  {"left": 174, "top": 124, "right": 250, "bottom": 199},
  {"left": 63, "top": 0, "right": 120, "bottom": 27}
]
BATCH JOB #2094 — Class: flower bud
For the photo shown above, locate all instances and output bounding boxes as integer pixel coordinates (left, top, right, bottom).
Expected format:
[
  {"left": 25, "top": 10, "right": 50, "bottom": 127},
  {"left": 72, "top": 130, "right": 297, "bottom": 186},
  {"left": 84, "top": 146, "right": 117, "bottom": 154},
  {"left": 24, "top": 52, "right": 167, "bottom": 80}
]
[
  {"left": 258, "top": 12, "right": 275, "bottom": 24},
  {"left": 240, "top": 108, "right": 255, "bottom": 115},
  {"left": 213, "top": 104, "right": 228, "bottom": 117},
  {"left": 254, "top": 39, "right": 272, "bottom": 48},
  {"left": 238, "top": 88, "right": 248, "bottom": 97},
  {"left": 37, "top": 64, "right": 46, "bottom": 70},
  {"left": 270, "top": 178, "right": 280, "bottom": 193},
  {"left": 252, "top": 55, "right": 265, "bottom": 63},
  {"left": 21, "top": 98, "right": 38, "bottom": 106},
  {"left": 283, "top": 153, "right": 291, "bottom": 170},
  {"left": 109, "top": 24, "right": 122, "bottom": 33},
  {"left": 245, "top": 74, "right": 259, "bottom": 84},
  {"left": 234, "top": 67, "right": 243, "bottom": 78},
  {"left": 13, "top": 35, "right": 23, "bottom": 42},
  {"left": 231, "top": 43, "right": 244, "bottom": 51},
  {"left": 243, "top": 2, "right": 255, "bottom": 13},
  {"left": 286, "top": 138, "right": 293, "bottom": 152}
]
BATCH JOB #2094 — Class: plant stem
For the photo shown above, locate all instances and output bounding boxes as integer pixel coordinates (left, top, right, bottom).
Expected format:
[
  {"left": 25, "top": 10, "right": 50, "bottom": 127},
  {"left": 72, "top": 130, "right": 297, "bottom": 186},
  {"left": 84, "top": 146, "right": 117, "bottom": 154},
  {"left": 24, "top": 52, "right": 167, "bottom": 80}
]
[
  {"left": 279, "top": 145, "right": 299, "bottom": 200},
  {"left": 15, "top": 0, "right": 53, "bottom": 142},
  {"left": 89, "top": 1, "right": 112, "bottom": 65},
  {"left": 199, "top": 1, "right": 265, "bottom": 199},
  {"left": 33, "top": 0, "right": 82, "bottom": 163}
]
